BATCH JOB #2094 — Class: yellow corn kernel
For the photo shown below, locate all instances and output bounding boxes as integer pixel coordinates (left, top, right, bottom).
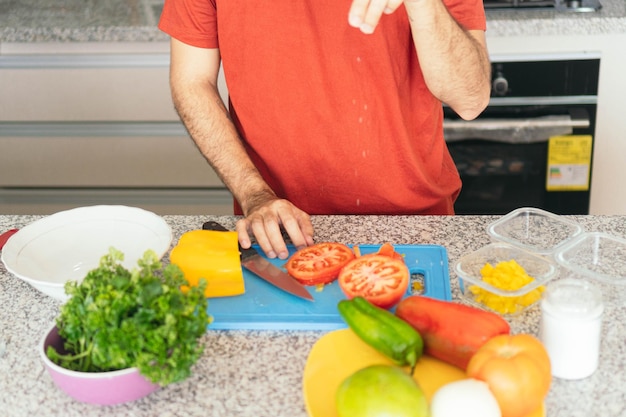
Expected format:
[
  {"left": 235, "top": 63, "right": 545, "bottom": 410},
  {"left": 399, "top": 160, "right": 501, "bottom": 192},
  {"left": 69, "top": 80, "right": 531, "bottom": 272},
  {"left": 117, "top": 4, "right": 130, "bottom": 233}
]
[{"left": 469, "top": 259, "right": 544, "bottom": 314}]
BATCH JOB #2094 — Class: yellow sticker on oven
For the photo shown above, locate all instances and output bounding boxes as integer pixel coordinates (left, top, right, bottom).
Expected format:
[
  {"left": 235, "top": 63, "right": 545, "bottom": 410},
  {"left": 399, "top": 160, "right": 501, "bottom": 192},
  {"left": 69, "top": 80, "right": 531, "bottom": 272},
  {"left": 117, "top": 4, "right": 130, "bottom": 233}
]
[{"left": 546, "top": 135, "right": 592, "bottom": 191}]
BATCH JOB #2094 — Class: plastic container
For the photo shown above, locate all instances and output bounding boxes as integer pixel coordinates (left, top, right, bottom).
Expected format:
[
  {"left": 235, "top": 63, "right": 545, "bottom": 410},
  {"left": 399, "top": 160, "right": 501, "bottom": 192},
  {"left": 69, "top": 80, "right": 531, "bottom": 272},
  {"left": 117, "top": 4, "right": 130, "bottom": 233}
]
[
  {"left": 540, "top": 278, "right": 604, "bottom": 379},
  {"left": 487, "top": 207, "right": 584, "bottom": 256},
  {"left": 455, "top": 242, "right": 559, "bottom": 316},
  {"left": 555, "top": 232, "right": 626, "bottom": 286}
]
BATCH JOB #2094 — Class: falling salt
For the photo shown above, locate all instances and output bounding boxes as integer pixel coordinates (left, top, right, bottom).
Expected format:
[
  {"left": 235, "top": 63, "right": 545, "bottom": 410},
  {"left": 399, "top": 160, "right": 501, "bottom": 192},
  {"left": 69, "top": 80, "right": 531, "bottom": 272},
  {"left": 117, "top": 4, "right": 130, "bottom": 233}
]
[{"left": 539, "top": 278, "right": 604, "bottom": 380}]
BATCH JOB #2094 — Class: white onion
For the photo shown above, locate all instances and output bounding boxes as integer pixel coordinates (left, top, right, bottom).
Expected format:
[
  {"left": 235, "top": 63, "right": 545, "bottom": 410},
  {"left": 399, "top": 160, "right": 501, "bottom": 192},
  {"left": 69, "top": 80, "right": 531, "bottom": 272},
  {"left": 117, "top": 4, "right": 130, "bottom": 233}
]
[{"left": 431, "top": 378, "right": 501, "bottom": 417}]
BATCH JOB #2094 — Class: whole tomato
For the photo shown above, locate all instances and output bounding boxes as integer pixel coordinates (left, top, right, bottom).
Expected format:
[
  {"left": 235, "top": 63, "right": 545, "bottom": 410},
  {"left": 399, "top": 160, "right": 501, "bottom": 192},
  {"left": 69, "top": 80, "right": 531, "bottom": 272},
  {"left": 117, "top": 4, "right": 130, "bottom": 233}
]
[{"left": 466, "top": 334, "right": 551, "bottom": 417}]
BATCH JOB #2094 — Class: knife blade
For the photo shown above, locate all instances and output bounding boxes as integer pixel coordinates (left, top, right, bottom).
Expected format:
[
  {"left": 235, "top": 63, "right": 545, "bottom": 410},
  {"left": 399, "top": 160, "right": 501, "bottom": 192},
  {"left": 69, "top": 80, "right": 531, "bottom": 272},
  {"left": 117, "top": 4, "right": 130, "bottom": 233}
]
[{"left": 201, "top": 221, "right": 314, "bottom": 301}]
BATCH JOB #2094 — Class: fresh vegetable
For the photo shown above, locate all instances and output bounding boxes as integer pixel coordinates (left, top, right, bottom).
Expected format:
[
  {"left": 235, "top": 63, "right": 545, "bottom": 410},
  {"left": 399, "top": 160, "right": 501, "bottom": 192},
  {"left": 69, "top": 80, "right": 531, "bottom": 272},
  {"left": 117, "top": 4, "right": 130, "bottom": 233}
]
[
  {"left": 470, "top": 259, "right": 544, "bottom": 314},
  {"left": 431, "top": 378, "right": 501, "bottom": 417},
  {"left": 169, "top": 229, "right": 245, "bottom": 297},
  {"left": 351, "top": 242, "right": 405, "bottom": 262},
  {"left": 338, "top": 254, "right": 409, "bottom": 309},
  {"left": 338, "top": 297, "right": 423, "bottom": 374},
  {"left": 466, "top": 334, "right": 551, "bottom": 417},
  {"left": 336, "top": 364, "right": 429, "bottom": 417},
  {"left": 285, "top": 242, "right": 355, "bottom": 285},
  {"left": 395, "top": 295, "right": 510, "bottom": 370},
  {"left": 47, "top": 248, "right": 209, "bottom": 386},
  {"left": 374, "top": 242, "right": 405, "bottom": 261}
]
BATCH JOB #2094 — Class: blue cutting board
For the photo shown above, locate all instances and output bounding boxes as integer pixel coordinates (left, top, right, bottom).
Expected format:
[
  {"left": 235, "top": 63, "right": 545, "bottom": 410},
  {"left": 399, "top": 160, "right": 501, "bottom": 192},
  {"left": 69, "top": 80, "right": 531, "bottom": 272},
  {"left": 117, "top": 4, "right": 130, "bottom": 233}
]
[{"left": 206, "top": 244, "right": 451, "bottom": 331}]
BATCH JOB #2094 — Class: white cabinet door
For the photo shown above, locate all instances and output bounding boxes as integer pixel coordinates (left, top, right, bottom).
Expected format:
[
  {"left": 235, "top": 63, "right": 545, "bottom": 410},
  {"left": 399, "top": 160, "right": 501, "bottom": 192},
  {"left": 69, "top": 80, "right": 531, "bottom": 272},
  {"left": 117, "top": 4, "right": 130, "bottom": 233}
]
[
  {"left": 0, "top": 54, "right": 176, "bottom": 121},
  {"left": 0, "top": 124, "right": 225, "bottom": 187}
]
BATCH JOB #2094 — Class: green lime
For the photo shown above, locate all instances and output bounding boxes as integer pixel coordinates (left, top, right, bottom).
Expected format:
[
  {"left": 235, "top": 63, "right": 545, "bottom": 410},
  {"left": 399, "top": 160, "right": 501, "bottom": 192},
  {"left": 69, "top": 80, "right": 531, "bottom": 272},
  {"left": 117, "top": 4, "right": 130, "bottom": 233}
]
[{"left": 336, "top": 364, "right": 429, "bottom": 417}]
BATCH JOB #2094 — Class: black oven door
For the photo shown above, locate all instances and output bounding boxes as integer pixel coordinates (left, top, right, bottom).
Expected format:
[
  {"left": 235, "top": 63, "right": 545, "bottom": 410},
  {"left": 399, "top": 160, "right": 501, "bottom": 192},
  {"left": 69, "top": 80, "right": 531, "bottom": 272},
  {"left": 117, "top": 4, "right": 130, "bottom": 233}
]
[{"left": 444, "top": 103, "right": 596, "bottom": 215}]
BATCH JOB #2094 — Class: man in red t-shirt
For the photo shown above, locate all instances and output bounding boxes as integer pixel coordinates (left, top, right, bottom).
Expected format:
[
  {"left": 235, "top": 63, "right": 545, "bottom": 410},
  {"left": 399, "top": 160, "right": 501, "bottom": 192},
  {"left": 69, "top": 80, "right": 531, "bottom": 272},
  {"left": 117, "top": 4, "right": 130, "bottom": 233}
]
[{"left": 159, "top": 0, "right": 490, "bottom": 259}]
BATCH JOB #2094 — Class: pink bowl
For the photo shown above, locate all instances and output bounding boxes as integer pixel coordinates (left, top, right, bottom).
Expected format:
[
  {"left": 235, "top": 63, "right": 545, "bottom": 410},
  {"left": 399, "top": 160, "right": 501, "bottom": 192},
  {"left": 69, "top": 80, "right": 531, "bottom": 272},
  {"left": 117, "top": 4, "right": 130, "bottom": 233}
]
[{"left": 40, "top": 324, "right": 160, "bottom": 405}]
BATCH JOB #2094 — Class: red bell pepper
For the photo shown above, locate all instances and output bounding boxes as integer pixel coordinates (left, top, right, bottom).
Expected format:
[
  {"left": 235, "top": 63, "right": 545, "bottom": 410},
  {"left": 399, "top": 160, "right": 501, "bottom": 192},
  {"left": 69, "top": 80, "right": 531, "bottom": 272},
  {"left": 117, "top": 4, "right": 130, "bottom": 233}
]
[{"left": 395, "top": 295, "right": 510, "bottom": 370}]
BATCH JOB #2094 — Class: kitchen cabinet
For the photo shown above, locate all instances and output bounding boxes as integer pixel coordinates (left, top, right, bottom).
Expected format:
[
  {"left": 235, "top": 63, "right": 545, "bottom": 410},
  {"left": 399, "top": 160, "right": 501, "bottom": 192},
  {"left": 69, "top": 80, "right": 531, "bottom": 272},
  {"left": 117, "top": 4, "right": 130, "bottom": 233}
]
[
  {"left": 0, "top": 55, "right": 175, "bottom": 121},
  {"left": 0, "top": 42, "right": 233, "bottom": 215}
]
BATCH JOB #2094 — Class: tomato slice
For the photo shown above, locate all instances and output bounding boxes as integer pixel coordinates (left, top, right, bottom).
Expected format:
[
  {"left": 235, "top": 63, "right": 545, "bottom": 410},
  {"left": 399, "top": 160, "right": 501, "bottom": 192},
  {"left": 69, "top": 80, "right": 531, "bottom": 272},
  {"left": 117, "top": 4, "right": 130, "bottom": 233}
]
[
  {"left": 286, "top": 242, "right": 355, "bottom": 286},
  {"left": 338, "top": 254, "right": 409, "bottom": 309},
  {"left": 376, "top": 242, "right": 405, "bottom": 262}
]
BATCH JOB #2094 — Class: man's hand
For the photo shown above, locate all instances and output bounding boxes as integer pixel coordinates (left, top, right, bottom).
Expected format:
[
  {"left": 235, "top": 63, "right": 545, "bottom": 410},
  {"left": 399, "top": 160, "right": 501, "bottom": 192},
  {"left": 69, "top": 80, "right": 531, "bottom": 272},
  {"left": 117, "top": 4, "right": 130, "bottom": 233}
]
[
  {"left": 349, "top": 0, "right": 490, "bottom": 119},
  {"left": 348, "top": 0, "right": 404, "bottom": 34},
  {"left": 235, "top": 198, "right": 315, "bottom": 260}
]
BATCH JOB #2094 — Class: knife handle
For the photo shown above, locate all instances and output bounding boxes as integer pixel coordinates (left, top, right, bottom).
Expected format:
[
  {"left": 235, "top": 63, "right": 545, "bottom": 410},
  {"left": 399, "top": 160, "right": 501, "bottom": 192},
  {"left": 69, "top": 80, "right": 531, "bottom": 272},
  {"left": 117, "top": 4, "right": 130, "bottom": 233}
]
[
  {"left": 0, "top": 229, "right": 19, "bottom": 250},
  {"left": 202, "top": 221, "right": 229, "bottom": 232},
  {"left": 202, "top": 221, "right": 259, "bottom": 261}
]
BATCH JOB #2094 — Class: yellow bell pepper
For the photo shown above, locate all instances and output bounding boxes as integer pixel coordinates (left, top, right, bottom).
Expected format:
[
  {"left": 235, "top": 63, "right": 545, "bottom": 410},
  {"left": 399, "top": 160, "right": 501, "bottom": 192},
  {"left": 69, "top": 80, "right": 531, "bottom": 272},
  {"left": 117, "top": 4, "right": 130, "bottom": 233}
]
[
  {"left": 169, "top": 229, "right": 245, "bottom": 298},
  {"left": 469, "top": 259, "right": 544, "bottom": 314}
]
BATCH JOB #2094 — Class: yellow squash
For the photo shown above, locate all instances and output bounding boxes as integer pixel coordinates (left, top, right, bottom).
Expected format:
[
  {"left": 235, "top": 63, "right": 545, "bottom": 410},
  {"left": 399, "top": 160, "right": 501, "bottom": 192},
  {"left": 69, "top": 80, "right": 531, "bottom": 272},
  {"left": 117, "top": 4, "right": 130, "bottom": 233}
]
[{"left": 170, "top": 230, "right": 245, "bottom": 298}]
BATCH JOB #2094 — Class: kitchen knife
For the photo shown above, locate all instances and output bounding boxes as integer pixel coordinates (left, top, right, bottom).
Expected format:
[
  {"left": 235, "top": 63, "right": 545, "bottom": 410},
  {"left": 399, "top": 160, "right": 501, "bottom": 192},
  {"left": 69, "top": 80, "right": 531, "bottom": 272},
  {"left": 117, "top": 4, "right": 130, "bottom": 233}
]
[{"left": 202, "top": 221, "right": 314, "bottom": 301}]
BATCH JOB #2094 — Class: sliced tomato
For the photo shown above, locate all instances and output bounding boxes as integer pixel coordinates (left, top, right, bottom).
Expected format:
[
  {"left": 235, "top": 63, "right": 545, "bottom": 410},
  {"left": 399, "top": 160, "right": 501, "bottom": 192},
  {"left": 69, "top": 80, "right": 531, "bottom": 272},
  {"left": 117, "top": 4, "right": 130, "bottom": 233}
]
[
  {"left": 338, "top": 254, "right": 410, "bottom": 309},
  {"left": 285, "top": 242, "right": 355, "bottom": 286},
  {"left": 376, "top": 242, "right": 405, "bottom": 262}
]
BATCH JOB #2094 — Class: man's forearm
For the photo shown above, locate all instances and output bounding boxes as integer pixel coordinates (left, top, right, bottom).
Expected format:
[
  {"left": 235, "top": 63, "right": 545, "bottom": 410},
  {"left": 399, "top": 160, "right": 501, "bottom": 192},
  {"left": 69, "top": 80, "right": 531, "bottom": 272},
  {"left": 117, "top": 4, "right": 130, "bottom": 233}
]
[
  {"left": 405, "top": 0, "right": 491, "bottom": 120},
  {"left": 170, "top": 79, "right": 275, "bottom": 214}
]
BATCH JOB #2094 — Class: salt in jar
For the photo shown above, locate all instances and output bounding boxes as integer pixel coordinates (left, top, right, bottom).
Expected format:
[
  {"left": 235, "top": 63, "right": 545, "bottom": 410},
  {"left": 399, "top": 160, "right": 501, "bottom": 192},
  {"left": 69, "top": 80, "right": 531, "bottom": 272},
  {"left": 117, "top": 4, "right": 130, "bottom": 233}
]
[{"left": 539, "top": 278, "right": 604, "bottom": 380}]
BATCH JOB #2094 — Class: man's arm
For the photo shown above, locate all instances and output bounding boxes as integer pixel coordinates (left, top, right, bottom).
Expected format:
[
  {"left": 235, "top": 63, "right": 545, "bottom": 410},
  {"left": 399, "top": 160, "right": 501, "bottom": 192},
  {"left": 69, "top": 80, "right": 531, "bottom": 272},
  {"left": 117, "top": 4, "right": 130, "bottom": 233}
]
[
  {"left": 404, "top": 0, "right": 491, "bottom": 120},
  {"left": 168, "top": 38, "right": 314, "bottom": 258},
  {"left": 348, "top": 0, "right": 491, "bottom": 120},
  {"left": 169, "top": 39, "right": 274, "bottom": 216}
]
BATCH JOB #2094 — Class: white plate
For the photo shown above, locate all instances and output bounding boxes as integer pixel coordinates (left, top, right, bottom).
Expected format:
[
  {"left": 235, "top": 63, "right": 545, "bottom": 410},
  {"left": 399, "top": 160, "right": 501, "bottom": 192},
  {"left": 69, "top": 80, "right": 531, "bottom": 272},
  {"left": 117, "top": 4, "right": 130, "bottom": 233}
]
[{"left": 1, "top": 205, "right": 172, "bottom": 301}]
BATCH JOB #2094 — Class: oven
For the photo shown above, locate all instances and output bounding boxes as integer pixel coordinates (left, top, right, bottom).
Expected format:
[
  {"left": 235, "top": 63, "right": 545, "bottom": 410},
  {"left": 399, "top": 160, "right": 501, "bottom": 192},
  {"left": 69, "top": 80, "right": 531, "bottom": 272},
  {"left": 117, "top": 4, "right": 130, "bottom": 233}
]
[
  {"left": 444, "top": 53, "right": 600, "bottom": 215},
  {"left": 483, "top": 0, "right": 602, "bottom": 12}
]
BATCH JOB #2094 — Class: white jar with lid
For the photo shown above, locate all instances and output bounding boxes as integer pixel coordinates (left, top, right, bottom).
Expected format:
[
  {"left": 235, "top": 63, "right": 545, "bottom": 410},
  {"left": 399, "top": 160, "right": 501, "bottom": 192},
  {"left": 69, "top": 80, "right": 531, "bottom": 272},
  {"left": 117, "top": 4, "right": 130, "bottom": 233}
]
[{"left": 539, "top": 278, "right": 604, "bottom": 380}]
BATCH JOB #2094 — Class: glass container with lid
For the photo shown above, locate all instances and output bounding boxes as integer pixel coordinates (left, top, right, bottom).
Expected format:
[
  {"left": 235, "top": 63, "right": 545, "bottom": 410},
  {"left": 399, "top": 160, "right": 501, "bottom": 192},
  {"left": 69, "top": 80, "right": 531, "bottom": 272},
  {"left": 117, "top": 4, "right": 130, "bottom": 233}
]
[{"left": 539, "top": 278, "right": 604, "bottom": 379}]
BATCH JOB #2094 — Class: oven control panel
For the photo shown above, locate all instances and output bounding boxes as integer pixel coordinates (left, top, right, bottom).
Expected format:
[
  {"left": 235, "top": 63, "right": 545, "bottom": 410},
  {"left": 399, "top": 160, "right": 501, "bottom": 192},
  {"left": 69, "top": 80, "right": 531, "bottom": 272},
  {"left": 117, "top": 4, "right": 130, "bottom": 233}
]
[
  {"left": 483, "top": 0, "right": 601, "bottom": 12},
  {"left": 489, "top": 59, "right": 600, "bottom": 98}
]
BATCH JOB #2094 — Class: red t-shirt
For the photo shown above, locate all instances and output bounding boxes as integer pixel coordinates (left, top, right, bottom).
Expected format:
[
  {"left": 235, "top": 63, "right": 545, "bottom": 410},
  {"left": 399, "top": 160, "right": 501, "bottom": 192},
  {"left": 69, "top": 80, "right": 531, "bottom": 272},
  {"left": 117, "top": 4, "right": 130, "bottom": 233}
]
[{"left": 159, "top": 0, "right": 486, "bottom": 215}]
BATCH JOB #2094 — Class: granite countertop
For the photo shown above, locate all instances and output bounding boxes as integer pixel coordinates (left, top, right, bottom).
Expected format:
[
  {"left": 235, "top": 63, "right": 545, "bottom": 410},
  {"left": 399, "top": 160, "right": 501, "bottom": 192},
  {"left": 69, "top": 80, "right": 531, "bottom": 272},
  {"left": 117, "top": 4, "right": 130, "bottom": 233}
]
[
  {"left": 1, "top": 214, "right": 626, "bottom": 417},
  {"left": 1, "top": 0, "right": 626, "bottom": 43}
]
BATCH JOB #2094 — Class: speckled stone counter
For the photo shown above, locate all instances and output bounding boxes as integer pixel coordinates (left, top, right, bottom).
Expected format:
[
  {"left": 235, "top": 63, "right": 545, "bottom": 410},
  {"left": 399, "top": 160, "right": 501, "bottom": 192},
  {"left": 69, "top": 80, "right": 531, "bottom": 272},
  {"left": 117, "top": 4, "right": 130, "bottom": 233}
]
[
  {"left": 0, "top": 0, "right": 169, "bottom": 43},
  {"left": 485, "top": 0, "right": 626, "bottom": 36},
  {"left": 1, "top": 0, "right": 626, "bottom": 43},
  {"left": 1, "top": 214, "right": 625, "bottom": 417}
]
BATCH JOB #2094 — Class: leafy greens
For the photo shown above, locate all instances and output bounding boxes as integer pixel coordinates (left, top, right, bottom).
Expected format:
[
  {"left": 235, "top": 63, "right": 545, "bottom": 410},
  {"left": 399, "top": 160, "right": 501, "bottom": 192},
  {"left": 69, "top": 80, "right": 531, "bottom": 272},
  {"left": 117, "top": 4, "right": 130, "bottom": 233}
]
[{"left": 47, "top": 247, "right": 210, "bottom": 386}]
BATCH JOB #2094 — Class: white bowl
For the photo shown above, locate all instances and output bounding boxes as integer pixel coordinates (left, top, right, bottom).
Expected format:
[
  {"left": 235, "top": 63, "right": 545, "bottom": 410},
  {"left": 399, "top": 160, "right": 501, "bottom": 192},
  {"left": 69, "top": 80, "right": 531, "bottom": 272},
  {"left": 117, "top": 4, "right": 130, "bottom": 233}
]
[{"left": 1, "top": 205, "right": 172, "bottom": 301}]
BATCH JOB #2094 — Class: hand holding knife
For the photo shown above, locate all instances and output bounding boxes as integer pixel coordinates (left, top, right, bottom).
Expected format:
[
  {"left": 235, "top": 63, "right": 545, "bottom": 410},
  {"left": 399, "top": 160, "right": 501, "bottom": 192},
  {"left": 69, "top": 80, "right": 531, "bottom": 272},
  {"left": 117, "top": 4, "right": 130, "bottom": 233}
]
[{"left": 202, "top": 221, "right": 314, "bottom": 301}]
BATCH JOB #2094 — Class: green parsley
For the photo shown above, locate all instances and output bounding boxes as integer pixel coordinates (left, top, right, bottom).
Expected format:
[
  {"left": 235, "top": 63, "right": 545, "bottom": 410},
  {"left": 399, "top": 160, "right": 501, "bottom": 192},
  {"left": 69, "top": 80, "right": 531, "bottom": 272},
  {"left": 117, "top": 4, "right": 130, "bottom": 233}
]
[{"left": 47, "top": 247, "right": 210, "bottom": 386}]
